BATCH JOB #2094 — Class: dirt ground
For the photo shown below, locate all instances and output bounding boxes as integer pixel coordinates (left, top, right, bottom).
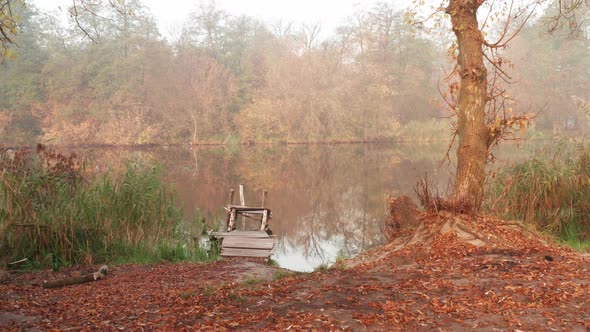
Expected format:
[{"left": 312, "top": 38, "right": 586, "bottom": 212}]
[{"left": 1, "top": 213, "right": 590, "bottom": 331}]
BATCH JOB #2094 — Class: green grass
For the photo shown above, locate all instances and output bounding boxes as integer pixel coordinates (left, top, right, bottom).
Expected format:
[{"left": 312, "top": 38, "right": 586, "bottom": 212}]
[
  {"left": 201, "top": 284, "right": 217, "bottom": 297},
  {"left": 560, "top": 221, "right": 590, "bottom": 251},
  {"left": 178, "top": 290, "right": 198, "bottom": 299},
  {"left": 107, "top": 242, "right": 214, "bottom": 265},
  {"left": 273, "top": 270, "right": 291, "bottom": 280},
  {"left": 313, "top": 264, "right": 330, "bottom": 273},
  {"left": 487, "top": 141, "right": 590, "bottom": 248},
  {"left": 0, "top": 145, "right": 215, "bottom": 268},
  {"left": 241, "top": 277, "right": 261, "bottom": 287}
]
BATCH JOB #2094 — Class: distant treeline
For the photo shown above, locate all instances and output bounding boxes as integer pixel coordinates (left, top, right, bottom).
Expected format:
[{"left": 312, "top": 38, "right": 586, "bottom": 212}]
[{"left": 0, "top": 1, "right": 588, "bottom": 145}]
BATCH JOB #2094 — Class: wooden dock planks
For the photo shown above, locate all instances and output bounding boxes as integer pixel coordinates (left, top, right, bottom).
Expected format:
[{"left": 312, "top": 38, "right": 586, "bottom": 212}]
[
  {"left": 214, "top": 230, "right": 275, "bottom": 259},
  {"left": 217, "top": 187, "right": 274, "bottom": 259}
]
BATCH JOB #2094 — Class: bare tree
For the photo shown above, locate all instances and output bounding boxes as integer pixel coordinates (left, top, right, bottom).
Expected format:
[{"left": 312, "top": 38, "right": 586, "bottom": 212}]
[
  {"left": 299, "top": 22, "right": 321, "bottom": 52},
  {"left": 546, "top": 0, "right": 590, "bottom": 36},
  {"left": 270, "top": 19, "right": 294, "bottom": 39}
]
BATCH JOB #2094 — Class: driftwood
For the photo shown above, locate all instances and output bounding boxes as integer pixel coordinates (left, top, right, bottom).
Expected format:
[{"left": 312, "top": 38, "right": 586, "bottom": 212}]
[{"left": 42, "top": 265, "right": 109, "bottom": 289}]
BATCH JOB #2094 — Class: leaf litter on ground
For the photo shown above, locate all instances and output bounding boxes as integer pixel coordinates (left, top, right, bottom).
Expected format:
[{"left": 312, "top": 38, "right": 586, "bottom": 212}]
[{"left": 1, "top": 212, "right": 590, "bottom": 331}]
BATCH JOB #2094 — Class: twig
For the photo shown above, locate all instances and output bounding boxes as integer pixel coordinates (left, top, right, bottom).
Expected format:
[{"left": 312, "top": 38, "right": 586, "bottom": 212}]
[{"left": 8, "top": 258, "right": 27, "bottom": 265}]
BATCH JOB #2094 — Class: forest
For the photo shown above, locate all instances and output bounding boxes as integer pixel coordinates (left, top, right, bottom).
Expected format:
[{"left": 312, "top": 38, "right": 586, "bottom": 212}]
[
  {"left": 2, "top": 0, "right": 590, "bottom": 330},
  {"left": 1, "top": 0, "right": 588, "bottom": 146}
]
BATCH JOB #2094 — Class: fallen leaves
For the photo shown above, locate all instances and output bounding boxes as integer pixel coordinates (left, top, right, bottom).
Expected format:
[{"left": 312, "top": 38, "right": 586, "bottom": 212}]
[{"left": 2, "top": 213, "right": 590, "bottom": 331}]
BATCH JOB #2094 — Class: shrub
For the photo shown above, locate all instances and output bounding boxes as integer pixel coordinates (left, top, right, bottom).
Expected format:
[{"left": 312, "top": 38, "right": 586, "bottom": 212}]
[
  {"left": 0, "top": 144, "right": 212, "bottom": 268},
  {"left": 487, "top": 142, "right": 590, "bottom": 246}
]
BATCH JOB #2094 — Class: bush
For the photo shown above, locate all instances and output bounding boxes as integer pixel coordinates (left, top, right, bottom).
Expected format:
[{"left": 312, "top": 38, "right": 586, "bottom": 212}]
[
  {"left": 0, "top": 144, "right": 212, "bottom": 268},
  {"left": 487, "top": 142, "right": 590, "bottom": 247}
]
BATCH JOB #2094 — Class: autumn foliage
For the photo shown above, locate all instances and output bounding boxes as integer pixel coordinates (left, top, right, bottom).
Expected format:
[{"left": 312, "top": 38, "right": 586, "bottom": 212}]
[{"left": 2, "top": 211, "right": 590, "bottom": 330}]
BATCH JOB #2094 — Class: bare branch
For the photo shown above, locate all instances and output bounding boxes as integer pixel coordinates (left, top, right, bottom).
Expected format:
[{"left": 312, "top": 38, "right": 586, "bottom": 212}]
[
  {"left": 69, "top": 0, "right": 97, "bottom": 43},
  {"left": 484, "top": 1, "right": 541, "bottom": 49},
  {"left": 546, "top": 0, "right": 590, "bottom": 37},
  {"left": 483, "top": 51, "right": 512, "bottom": 82}
]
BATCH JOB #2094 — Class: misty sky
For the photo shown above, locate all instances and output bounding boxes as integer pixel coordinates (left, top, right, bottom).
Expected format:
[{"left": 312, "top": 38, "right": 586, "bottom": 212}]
[{"left": 34, "top": 0, "right": 412, "bottom": 38}]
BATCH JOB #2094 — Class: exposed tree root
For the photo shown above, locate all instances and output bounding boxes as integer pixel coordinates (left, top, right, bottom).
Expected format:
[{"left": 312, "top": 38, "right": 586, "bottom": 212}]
[{"left": 346, "top": 196, "right": 565, "bottom": 270}]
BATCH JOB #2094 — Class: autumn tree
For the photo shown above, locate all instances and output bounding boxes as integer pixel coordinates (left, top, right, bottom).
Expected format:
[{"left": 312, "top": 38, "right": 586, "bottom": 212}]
[
  {"left": 443, "top": 0, "right": 492, "bottom": 209},
  {"left": 421, "top": 0, "right": 589, "bottom": 210},
  {"left": 0, "top": 0, "right": 23, "bottom": 60}
]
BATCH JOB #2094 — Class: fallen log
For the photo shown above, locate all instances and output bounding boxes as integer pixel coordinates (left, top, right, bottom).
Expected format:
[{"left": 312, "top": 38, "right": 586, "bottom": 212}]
[{"left": 42, "top": 265, "right": 108, "bottom": 289}]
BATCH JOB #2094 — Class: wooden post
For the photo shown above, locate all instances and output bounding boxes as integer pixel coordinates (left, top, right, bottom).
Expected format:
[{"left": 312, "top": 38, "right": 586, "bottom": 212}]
[
  {"left": 228, "top": 208, "right": 237, "bottom": 231},
  {"left": 226, "top": 189, "right": 235, "bottom": 231},
  {"left": 239, "top": 185, "right": 245, "bottom": 206},
  {"left": 260, "top": 209, "right": 269, "bottom": 232},
  {"left": 228, "top": 189, "right": 235, "bottom": 205},
  {"left": 261, "top": 190, "right": 268, "bottom": 207}
]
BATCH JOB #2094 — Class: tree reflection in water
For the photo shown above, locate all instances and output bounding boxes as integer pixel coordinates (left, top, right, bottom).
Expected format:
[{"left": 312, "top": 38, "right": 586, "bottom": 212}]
[{"left": 74, "top": 144, "right": 452, "bottom": 271}]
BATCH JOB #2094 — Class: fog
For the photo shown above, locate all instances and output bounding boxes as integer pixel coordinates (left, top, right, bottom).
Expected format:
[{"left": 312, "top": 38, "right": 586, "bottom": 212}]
[{"left": 1, "top": 0, "right": 588, "bottom": 145}]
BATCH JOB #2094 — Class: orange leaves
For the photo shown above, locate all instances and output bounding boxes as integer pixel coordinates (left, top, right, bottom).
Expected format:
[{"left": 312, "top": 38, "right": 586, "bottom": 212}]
[
  {"left": 449, "top": 81, "right": 460, "bottom": 96},
  {"left": 3, "top": 225, "right": 590, "bottom": 331}
]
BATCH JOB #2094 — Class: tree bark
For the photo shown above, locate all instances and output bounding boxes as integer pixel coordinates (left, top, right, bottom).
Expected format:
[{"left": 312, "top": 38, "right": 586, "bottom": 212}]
[{"left": 447, "top": 0, "right": 490, "bottom": 211}]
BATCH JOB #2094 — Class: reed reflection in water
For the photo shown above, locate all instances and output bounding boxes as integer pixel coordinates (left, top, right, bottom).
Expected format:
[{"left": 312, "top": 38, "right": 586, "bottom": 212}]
[{"left": 80, "top": 142, "right": 537, "bottom": 271}]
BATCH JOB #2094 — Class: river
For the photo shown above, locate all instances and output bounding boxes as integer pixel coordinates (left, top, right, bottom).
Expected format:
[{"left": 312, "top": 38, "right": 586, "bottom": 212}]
[{"left": 77, "top": 141, "right": 543, "bottom": 271}]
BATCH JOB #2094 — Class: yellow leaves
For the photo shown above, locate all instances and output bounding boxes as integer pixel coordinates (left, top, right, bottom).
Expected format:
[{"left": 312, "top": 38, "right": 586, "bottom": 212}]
[
  {"left": 489, "top": 112, "right": 532, "bottom": 141},
  {"left": 0, "top": 0, "right": 22, "bottom": 61}
]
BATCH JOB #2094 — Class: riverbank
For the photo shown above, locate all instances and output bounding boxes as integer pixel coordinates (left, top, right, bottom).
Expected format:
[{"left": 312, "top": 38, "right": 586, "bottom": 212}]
[{"left": 2, "top": 212, "right": 589, "bottom": 331}]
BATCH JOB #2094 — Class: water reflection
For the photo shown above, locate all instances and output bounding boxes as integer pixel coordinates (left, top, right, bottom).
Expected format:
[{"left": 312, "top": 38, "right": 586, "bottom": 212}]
[{"left": 73, "top": 143, "right": 537, "bottom": 271}]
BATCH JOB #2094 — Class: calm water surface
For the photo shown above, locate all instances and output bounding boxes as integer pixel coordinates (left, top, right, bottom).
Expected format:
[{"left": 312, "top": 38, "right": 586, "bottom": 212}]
[{"left": 81, "top": 142, "right": 542, "bottom": 271}]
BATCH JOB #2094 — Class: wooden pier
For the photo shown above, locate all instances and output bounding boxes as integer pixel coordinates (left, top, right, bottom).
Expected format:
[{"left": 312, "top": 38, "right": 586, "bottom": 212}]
[
  {"left": 215, "top": 231, "right": 274, "bottom": 258},
  {"left": 212, "top": 187, "right": 275, "bottom": 260}
]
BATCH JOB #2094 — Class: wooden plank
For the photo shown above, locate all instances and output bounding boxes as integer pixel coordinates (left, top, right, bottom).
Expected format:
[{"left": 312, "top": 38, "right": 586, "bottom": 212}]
[
  {"left": 221, "top": 249, "right": 273, "bottom": 258},
  {"left": 223, "top": 246, "right": 274, "bottom": 251},
  {"left": 217, "top": 235, "right": 269, "bottom": 239},
  {"left": 237, "top": 211, "right": 265, "bottom": 215},
  {"left": 214, "top": 231, "right": 269, "bottom": 238},
  {"left": 224, "top": 243, "right": 274, "bottom": 248},
  {"left": 223, "top": 243, "right": 274, "bottom": 250},
  {"left": 221, "top": 247, "right": 272, "bottom": 254},
  {"left": 222, "top": 237, "right": 274, "bottom": 250},
  {"left": 227, "top": 205, "right": 271, "bottom": 212},
  {"left": 223, "top": 237, "right": 275, "bottom": 245},
  {"left": 223, "top": 237, "right": 275, "bottom": 247},
  {"left": 221, "top": 232, "right": 272, "bottom": 238}
]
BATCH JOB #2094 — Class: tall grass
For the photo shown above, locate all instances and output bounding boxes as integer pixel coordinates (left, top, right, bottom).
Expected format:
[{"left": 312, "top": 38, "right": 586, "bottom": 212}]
[
  {"left": 0, "top": 145, "right": 215, "bottom": 268},
  {"left": 487, "top": 142, "right": 590, "bottom": 247}
]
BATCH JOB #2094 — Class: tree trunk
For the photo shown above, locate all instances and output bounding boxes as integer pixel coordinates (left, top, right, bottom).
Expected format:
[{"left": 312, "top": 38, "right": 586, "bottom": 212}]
[{"left": 447, "top": 0, "right": 489, "bottom": 211}]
